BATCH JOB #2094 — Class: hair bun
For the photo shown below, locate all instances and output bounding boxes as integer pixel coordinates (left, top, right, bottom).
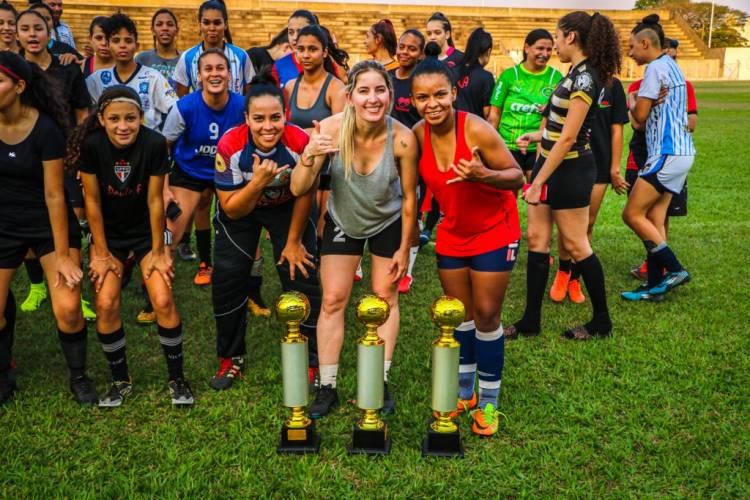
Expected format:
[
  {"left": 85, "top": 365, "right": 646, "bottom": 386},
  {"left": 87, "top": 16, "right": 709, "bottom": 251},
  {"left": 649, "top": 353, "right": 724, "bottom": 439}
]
[
  {"left": 642, "top": 14, "right": 660, "bottom": 25},
  {"left": 250, "top": 68, "right": 278, "bottom": 87},
  {"left": 424, "top": 41, "right": 441, "bottom": 58}
]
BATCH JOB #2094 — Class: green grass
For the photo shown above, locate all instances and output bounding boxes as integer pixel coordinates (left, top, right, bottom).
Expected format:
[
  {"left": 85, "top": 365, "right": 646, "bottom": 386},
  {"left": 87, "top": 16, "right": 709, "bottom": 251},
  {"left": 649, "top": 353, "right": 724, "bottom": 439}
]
[{"left": 2, "top": 82, "right": 749, "bottom": 497}]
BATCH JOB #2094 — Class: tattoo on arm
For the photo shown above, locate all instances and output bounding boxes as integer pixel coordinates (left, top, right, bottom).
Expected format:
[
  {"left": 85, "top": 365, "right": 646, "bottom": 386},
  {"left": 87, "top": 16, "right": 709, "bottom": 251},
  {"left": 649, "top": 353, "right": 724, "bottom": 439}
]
[{"left": 400, "top": 139, "right": 408, "bottom": 149}]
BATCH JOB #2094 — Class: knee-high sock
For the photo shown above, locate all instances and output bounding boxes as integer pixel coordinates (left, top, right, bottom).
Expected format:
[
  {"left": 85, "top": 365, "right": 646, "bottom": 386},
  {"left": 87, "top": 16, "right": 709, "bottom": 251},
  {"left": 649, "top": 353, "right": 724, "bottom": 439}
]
[
  {"left": 576, "top": 253, "right": 611, "bottom": 331},
  {"left": 58, "top": 326, "right": 87, "bottom": 378},
  {"left": 158, "top": 323, "right": 184, "bottom": 380},
  {"left": 650, "top": 242, "right": 683, "bottom": 274},
  {"left": 475, "top": 325, "right": 504, "bottom": 409},
  {"left": 455, "top": 320, "right": 476, "bottom": 400},
  {"left": 517, "top": 251, "right": 550, "bottom": 331},
  {"left": 196, "top": 229, "right": 212, "bottom": 266},
  {"left": 98, "top": 327, "right": 129, "bottom": 382},
  {"left": 0, "top": 291, "right": 17, "bottom": 374},
  {"left": 24, "top": 258, "right": 44, "bottom": 285}
]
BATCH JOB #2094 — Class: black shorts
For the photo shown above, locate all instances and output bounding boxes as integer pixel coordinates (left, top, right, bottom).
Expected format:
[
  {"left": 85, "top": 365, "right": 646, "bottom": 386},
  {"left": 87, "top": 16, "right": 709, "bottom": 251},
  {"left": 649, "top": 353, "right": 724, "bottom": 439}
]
[
  {"left": 594, "top": 157, "right": 611, "bottom": 184},
  {"left": 511, "top": 149, "right": 537, "bottom": 172},
  {"left": 667, "top": 181, "right": 688, "bottom": 217},
  {"left": 0, "top": 228, "right": 82, "bottom": 269},
  {"left": 320, "top": 213, "right": 402, "bottom": 258},
  {"left": 169, "top": 163, "right": 214, "bottom": 193},
  {"left": 318, "top": 173, "right": 331, "bottom": 191},
  {"left": 625, "top": 169, "right": 639, "bottom": 195},
  {"left": 531, "top": 154, "right": 596, "bottom": 210},
  {"left": 64, "top": 174, "right": 84, "bottom": 209},
  {"left": 90, "top": 229, "right": 172, "bottom": 265}
]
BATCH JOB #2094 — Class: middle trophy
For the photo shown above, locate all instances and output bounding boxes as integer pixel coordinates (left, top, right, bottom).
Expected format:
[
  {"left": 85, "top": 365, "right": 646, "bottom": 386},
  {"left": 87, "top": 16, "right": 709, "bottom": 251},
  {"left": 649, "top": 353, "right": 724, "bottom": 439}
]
[{"left": 348, "top": 294, "right": 391, "bottom": 455}]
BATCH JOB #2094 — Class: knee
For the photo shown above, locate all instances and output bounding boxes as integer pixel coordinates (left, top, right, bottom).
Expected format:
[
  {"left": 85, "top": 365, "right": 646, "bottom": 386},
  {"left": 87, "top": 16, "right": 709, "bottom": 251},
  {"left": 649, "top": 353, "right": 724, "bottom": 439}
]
[
  {"left": 150, "top": 291, "right": 175, "bottom": 315},
  {"left": 96, "top": 293, "right": 120, "bottom": 318},
  {"left": 622, "top": 206, "right": 639, "bottom": 227},
  {"left": 473, "top": 305, "right": 500, "bottom": 332},
  {"left": 321, "top": 291, "right": 348, "bottom": 315},
  {"left": 52, "top": 296, "right": 82, "bottom": 329},
  {"left": 526, "top": 227, "right": 550, "bottom": 252}
]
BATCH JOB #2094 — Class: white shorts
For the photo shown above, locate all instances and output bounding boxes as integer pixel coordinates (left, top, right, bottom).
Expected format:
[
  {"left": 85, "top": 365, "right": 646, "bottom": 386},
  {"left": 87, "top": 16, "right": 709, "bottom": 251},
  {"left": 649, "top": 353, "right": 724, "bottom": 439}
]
[{"left": 640, "top": 155, "right": 694, "bottom": 194}]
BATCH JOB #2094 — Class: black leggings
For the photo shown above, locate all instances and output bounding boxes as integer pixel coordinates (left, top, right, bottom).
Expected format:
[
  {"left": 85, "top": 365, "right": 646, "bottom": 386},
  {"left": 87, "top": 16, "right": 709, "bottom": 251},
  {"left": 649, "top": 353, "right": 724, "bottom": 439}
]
[{"left": 212, "top": 202, "right": 321, "bottom": 365}]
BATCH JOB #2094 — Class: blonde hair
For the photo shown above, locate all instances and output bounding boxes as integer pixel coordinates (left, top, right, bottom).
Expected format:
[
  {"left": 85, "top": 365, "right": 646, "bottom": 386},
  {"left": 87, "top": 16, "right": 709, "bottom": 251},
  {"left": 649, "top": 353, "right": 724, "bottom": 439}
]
[{"left": 338, "top": 60, "right": 394, "bottom": 179}]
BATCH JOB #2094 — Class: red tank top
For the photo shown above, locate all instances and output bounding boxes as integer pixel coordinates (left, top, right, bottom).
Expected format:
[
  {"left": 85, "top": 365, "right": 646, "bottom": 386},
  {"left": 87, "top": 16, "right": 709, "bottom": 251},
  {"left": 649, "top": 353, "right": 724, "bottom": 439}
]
[{"left": 419, "top": 111, "right": 521, "bottom": 256}]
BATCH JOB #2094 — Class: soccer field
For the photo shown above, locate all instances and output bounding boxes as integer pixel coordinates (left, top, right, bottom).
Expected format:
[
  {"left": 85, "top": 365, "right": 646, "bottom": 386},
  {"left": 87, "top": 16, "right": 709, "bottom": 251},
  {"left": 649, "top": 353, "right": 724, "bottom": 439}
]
[{"left": 2, "top": 82, "right": 748, "bottom": 497}]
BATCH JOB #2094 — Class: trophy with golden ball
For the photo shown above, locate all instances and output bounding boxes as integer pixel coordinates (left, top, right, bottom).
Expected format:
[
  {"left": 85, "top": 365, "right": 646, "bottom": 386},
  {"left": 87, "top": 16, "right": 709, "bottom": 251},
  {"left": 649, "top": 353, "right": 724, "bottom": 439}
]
[
  {"left": 348, "top": 294, "right": 391, "bottom": 455},
  {"left": 275, "top": 292, "right": 320, "bottom": 454}
]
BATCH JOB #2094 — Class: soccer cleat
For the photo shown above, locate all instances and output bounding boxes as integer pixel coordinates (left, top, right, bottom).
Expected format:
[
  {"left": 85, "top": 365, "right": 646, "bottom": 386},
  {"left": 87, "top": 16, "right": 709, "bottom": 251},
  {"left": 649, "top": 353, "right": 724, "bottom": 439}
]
[
  {"left": 562, "top": 322, "right": 612, "bottom": 340},
  {"left": 70, "top": 375, "right": 98, "bottom": 406},
  {"left": 353, "top": 264, "right": 363, "bottom": 282},
  {"left": 0, "top": 375, "right": 17, "bottom": 405},
  {"left": 397, "top": 275, "right": 413, "bottom": 294},
  {"left": 308, "top": 367, "right": 320, "bottom": 392},
  {"left": 136, "top": 309, "right": 157, "bottom": 325},
  {"left": 621, "top": 284, "right": 666, "bottom": 302},
  {"left": 630, "top": 260, "right": 648, "bottom": 280},
  {"left": 309, "top": 384, "right": 338, "bottom": 419},
  {"left": 418, "top": 230, "right": 430, "bottom": 249},
  {"left": 209, "top": 357, "right": 245, "bottom": 390},
  {"left": 549, "top": 270, "right": 570, "bottom": 302},
  {"left": 168, "top": 378, "right": 195, "bottom": 405},
  {"left": 567, "top": 279, "right": 586, "bottom": 304},
  {"left": 659, "top": 269, "right": 691, "bottom": 291},
  {"left": 503, "top": 323, "right": 540, "bottom": 340},
  {"left": 98, "top": 379, "right": 132, "bottom": 408},
  {"left": 382, "top": 382, "right": 395, "bottom": 415},
  {"left": 471, "top": 403, "right": 501, "bottom": 437},
  {"left": 81, "top": 298, "right": 97, "bottom": 322},
  {"left": 177, "top": 241, "right": 198, "bottom": 262},
  {"left": 433, "top": 391, "right": 477, "bottom": 419},
  {"left": 194, "top": 262, "right": 213, "bottom": 286},
  {"left": 20, "top": 282, "right": 48, "bottom": 312},
  {"left": 247, "top": 296, "right": 271, "bottom": 318}
]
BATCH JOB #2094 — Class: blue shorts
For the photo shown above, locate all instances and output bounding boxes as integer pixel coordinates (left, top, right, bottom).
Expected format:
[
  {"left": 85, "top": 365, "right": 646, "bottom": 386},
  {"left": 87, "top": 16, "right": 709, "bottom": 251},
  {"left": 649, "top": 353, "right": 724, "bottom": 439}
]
[{"left": 436, "top": 241, "right": 520, "bottom": 272}]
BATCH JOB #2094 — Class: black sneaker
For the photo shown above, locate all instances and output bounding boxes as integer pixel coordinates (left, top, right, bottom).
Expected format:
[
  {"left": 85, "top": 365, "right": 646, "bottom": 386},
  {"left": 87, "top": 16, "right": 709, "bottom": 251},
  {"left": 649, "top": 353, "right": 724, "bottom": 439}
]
[
  {"left": 0, "top": 375, "right": 17, "bottom": 406},
  {"left": 168, "top": 378, "right": 195, "bottom": 406},
  {"left": 70, "top": 375, "right": 98, "bottom": 406},
  {"left": 209, "top": 357, "right": 245, "bottom": 390},
  {"left": 99, "top": 380, "right": 132, "bottom": 408},
  {"left": 382, "top": 382, "right": 395, "bottom": 415},
  {"left": 309, "top": 384, "right": 338, "bottom": 419}
]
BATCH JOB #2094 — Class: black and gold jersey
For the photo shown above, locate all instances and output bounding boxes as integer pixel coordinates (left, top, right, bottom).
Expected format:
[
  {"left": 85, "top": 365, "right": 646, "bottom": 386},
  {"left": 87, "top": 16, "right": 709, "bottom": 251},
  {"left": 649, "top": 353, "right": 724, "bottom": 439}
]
[{"left": 541, "top": 60, "right": 602, "bottom": 160}]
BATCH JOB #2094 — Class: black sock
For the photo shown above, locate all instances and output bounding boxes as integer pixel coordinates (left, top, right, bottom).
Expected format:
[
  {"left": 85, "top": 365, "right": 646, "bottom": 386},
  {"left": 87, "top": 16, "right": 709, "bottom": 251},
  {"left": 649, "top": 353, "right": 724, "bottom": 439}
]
[
  {"left": 517, "top": 251, "right": 550, "bottom": 332},
  {"left": 58, "top": 326, "right": 87, "bottom": 379},
  {"left": 576, "top": 253, "right": 611, "bottom": 332},
  {"left": 570, "top": 262, "right": 581, "bottom": 281},
  {"left": 646, "top": 252, "right": 662, "bottom": 287},
  {"left": 158, "top": 323, "right": 184, "bottom": 381},
  {"left": 24, "top": 258, "right": 44, "bottom": 284},
  {"left": 97, "top": 327, "right": 129, "bottom": 382},
  {"left": 651, "top": 243, "right": 682, "bottom": 273},
  {"left": 196, "top": 229, "right": 211, "bottom": 265},
  {"left": 558, "top": 258, "right": 572, "bottom": 273},
  {"left": 179, "top": 231, "right": 191, "bottom": 245},
  {"left": 0, "top": 291, "right": 16, "bottom": 374}
]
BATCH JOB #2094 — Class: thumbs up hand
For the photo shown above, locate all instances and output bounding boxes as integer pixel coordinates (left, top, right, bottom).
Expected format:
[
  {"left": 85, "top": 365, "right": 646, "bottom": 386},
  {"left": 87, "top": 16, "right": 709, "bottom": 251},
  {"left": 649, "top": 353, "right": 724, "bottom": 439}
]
[{"left": 301, "top": 119, "right": 338, "bottom": 166}]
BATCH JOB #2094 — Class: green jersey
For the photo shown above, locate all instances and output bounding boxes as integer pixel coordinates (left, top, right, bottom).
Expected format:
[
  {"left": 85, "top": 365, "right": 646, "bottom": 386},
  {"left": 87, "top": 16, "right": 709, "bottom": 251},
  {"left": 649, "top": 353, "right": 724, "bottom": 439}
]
[{"left": 490, "top": 64, "right": 563, "bottom": 151}]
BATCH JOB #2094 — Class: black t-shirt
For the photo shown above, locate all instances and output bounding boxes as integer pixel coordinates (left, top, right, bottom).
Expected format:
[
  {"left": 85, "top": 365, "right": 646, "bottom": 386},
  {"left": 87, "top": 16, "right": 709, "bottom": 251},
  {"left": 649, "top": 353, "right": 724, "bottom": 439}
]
[
  {"left": 389, "top": 69, "right": 421, "bottom": 129},
  {"left": 0, "top": 113, "right": 74, "bottom": 238},
  {"left": 45, "top": 55, "right": 91, "bottom": 129},
  {"left": 48, "top": 39, "right": 82, "bottom": 60},
  {"left": 77, "top": 126, "right": 170, "bottom": 242},
  {"left": 247, "top": 47, "right": 274, "bottom": 75},
  {"left": 442, "top": 48, "right": 463, "bottom": 69},
  {"left": 454, "top": 65, "right": 494, "bottom": 117},
  {"left": 590, "top": 78, "right": 629, "bottom": 172}
]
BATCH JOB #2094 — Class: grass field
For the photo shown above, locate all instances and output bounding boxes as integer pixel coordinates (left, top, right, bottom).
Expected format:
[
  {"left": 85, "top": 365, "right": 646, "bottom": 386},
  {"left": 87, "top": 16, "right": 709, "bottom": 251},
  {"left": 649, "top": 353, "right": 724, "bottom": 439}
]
[{"left": 2, "top": 82, "right": 749, "bottom": 497}]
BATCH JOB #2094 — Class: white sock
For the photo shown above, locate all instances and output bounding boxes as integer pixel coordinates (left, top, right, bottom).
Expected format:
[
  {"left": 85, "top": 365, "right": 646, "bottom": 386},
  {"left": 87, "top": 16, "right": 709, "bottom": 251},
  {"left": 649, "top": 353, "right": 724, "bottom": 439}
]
[
  {"left": 406, "top": 246, "right": 419, "bottom": 277},
  {"left": 319, "top": 364, "right": 338, "bottom": 388},
  {"left": 384, "top": 359, "right": 392, "bottom": 382}
]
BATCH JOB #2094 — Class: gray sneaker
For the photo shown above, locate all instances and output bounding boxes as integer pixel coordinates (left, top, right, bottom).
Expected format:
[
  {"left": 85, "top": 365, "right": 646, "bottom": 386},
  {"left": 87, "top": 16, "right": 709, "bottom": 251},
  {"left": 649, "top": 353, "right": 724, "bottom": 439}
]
[
  {"left": 99, "top": 380, "right": 132, "bottom": 408},
  {"left": 168, "top": 378, "right": 195, "bottom": 406},
  {"left": 177, "top": 241, "right": 197, "bottom": 261}
]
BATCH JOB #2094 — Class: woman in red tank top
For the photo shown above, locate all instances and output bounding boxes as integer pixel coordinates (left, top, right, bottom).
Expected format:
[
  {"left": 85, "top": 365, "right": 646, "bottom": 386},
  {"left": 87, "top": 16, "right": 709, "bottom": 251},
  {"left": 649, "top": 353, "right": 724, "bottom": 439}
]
[{"left": 411, "top": 43, "right": 523, "bottom": 436}]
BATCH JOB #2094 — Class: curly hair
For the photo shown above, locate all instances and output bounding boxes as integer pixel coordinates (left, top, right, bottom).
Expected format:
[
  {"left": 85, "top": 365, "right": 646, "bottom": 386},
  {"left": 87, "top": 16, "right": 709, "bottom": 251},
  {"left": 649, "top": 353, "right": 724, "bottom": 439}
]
[{"left": 559, "top": 11, "right": 621, "bottom": 84}]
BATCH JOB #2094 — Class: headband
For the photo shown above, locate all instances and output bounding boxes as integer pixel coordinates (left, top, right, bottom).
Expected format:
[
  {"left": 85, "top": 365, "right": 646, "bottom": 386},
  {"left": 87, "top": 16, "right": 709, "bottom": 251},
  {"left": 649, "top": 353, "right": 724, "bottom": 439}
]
[
  {"left": 0, "top": 64, "right": 22, "bottom": 82},
  {"left": 100, "top": 97, "right": 142, "bottom": 112}
]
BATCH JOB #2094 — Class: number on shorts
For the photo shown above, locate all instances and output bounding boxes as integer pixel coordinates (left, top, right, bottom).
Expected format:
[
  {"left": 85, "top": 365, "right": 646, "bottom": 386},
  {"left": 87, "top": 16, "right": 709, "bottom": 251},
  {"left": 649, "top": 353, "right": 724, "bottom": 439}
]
[{"left": 332, "top": 226, "right": 346, "bottom": 243}]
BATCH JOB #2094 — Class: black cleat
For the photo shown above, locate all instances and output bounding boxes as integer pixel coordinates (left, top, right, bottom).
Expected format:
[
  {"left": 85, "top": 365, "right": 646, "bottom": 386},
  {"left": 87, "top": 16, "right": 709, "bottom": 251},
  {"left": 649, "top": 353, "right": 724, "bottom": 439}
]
[
  {"left": 309, "top": 384, "right": 338, "bottom": 419},
  {"left": 168, "top": 378, "right": 195, "bottom": 406},
  {"left": 382, "top": 382, "right": 395, "bottom": 415},
  {"left": 70, "top": 375, "right": 98, "bottom": 406},
  {"left": 99, "top": 380, "right": 132, "bottom": 408},
  {"left": 209, "top": 357, "right": 245, "bottom": 390}
]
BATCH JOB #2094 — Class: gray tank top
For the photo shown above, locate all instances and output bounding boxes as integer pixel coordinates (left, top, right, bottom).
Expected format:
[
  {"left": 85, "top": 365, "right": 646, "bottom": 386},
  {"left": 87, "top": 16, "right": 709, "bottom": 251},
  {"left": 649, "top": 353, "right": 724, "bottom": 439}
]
[
  {"left": 289, "top": 73, "right": 334, "bottom": 130},
  {"left": 327, "top": 117, "right": 402, "bottom": 239}
]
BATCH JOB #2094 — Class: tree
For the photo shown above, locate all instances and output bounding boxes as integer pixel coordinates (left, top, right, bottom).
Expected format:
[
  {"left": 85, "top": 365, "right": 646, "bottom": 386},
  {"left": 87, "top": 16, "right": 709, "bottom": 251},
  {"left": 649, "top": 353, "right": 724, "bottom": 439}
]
[{"left": 634, "top": 0, "right": 749, "bottom": 48}]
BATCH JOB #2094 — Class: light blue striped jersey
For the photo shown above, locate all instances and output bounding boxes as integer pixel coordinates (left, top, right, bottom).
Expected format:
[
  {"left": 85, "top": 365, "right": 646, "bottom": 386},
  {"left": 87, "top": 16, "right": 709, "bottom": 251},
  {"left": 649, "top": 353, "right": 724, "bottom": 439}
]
[
  {"left": 639, "top": 54, "right": 695, "bottom": 164},
  {"left": 172, "top": 42, "right": 255, "bottom": 94}
]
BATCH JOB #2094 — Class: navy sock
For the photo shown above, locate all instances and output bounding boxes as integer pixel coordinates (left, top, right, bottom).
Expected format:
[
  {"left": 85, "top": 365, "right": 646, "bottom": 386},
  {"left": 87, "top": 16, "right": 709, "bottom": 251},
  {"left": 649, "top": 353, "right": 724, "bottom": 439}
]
[
  {"left": 158, "top": 323, "right": 184, "bottom": 381},
  {"left": 0, "top": 291, "right": 16, "bottom": 374},
  {"left": 517, "top": 251, "right": 550, "bottom": 332},
  {"left": 196, "top": 229, "right": 212, "bottom": 266},
  {"left": 58, "top": 326, "right": 87, "bottom": 378},
  {"left": 455, "top": 320, "right": 476, "bottom": 400},
  {"left": 646, "top": 252, "right": 662, "bottom": 287},
  {"left": 558, "top": 259, "right": 572, "bottom": 273},
  {"left": 475, "top": 326, "right": 504, "bottom": 409},
  {"left": 98, "top": 327, "right": 129, "bottom": 382},
  {"left": 651, "top": 243, "right": 682, "bottom": 273},
  {"left": 24, "top": 258, "right": 44, "bottom": 284}
]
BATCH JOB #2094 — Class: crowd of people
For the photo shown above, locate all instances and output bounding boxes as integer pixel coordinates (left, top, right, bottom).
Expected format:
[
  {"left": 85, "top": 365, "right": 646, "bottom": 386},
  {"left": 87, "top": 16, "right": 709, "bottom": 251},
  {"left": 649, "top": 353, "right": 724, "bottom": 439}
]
[{"left": 0, "top": 1, "right": 697, "bottom": 437}]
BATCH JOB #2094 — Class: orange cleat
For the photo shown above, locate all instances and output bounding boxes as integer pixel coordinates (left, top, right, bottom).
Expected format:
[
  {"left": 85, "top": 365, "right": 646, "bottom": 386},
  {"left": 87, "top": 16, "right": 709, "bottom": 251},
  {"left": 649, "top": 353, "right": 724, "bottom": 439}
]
[
  {"left": 568, "top": 278, "right": 586, "bottom": 303},
  {"left": 433, "top": 391, "right": 478, "bottom": 419},
  {"left": 550, "top": 270, "right": 571, "bottom": 302},
  {"left": 194, "top": 262, "right": 213, "bottom": 286},
  {"left": 471, "top": 403, "right": 502, "bottom": 437}
]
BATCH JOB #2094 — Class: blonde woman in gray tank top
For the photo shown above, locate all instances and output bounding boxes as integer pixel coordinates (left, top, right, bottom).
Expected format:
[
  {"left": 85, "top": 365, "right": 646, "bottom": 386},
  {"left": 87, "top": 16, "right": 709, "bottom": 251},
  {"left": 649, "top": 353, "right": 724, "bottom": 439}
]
[{"left": 290, "top": 60, "right": 418, "bottom": 417}]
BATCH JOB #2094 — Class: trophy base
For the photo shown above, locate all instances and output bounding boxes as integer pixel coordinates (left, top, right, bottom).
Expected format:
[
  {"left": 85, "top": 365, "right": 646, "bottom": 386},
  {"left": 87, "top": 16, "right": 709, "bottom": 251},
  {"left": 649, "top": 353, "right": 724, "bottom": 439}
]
[
  {"left": 421, "top": 425, "right": 464, "bottom": 458},
  {"left": 277, "top": 423, "right": 321, "bottom": 454},
  {"left": 348, "top": 426, "right": 391, "bottom": 455}
]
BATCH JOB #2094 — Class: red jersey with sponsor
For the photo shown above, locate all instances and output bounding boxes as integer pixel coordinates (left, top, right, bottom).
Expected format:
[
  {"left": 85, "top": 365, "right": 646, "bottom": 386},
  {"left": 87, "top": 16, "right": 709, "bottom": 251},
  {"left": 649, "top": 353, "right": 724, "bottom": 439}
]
[{"left": 418, "top": 111, "right": 521, "bottom": 256}]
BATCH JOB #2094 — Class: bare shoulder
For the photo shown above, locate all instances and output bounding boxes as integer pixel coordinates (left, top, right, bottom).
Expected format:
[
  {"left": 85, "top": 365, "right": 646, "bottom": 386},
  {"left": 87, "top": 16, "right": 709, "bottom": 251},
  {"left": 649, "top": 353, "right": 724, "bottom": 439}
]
[
  {"left": 319, "top": 113, "right": 343, "bottom": 137},
  {"left": 411, "top": 120, "right": 426, "bottom": 145},
  {"left": 392, "top": 119, "right": 418, "bottom": 154}
]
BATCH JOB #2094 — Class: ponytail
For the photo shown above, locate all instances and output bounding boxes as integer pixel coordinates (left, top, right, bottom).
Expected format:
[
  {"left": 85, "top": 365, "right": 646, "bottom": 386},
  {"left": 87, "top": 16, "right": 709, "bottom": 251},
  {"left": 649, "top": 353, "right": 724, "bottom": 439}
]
[{"left": 558, "top": 11, "right": 621, "bottom": 84}]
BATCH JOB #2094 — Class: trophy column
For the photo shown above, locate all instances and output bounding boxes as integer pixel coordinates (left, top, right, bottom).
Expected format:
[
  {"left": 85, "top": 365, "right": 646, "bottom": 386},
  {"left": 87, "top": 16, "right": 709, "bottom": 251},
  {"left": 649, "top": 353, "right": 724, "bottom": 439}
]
[
  {"left": 275, "top": 292, "right": 321, "bottom": 454},
  {"left": 422, "top": 296, "right": 465, "bottom": 457},
  {"left": 348, "top": 294, "right": 391, "bottom": 455}
]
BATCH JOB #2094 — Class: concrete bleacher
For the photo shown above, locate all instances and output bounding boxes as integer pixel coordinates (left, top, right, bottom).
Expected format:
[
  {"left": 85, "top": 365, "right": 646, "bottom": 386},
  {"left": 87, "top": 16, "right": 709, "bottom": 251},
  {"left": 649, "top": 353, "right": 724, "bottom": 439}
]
[{"left": 15, "top": 0, "right": 719, "bottom": 79}]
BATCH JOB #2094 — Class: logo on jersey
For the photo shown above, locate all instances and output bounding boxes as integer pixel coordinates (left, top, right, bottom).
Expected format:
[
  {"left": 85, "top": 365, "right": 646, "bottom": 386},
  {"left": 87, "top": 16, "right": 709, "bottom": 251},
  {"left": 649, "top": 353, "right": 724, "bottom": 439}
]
[
  {"left": 597, "top": 88, "right": 611, "bottom": 108},
  {"left": 215, "top": 154, "right": 227, "bottom": 173},
  {"left": 139, "top": 82, "right": 149, "bottom": 94},
  {"left": 395, "top": 96, "right": 411, "bottom": 113},
  {"left": 101, "top": 71, "right": 112, "bottom": 85},
  {"left": 575, "top": 73, "right": 593, "bottom": 93},
  {"left": 542, "top": 86, "right": 554, "bottom": 98},
  {"left": 510, "top": 102, "right": 541, "bottom": 114},
  {"left": 114, "top": 159, "right": 131, "bottom": 183}
]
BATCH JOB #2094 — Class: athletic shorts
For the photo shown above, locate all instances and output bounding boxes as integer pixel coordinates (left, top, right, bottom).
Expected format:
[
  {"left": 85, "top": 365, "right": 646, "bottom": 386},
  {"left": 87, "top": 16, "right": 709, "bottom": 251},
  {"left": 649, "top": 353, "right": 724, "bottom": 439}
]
[
  {"left": 91, "top": 229, "right": 172, "bottom": 265},
  {"left": 319, "top": 173, "right": 331, "bottom": 191},
  {"left": 0, "top": 227, "right": 82, "bottom": 269},
  {"left": 639, "top": 155, "right": 694, "bottom": 195},
  {"left": 531, "top": 154, "right": 596, "bottom": 210},
  {"left": 511, "top": 149, "right": 537, "bottom": 172},
  {"left": 667, "top": 180, "right": 688, "bottom": 217},
  {"left": 437, "top": 240, "right": 520, "bottom": 272},
  {"left": 594, "top": 157, "right": 611, "bottom": 185},
  {"left": 64, "top": 174, "right": 84, "bottom": 209},
  {"left": 625, "top": 169, "right": 639, "bottom": 195},
  {"left": 170, "top": 163, "right": 214, "bottom": 193},
  {"left": 320, "top": 212, "right": 402, "bottom": 258}
]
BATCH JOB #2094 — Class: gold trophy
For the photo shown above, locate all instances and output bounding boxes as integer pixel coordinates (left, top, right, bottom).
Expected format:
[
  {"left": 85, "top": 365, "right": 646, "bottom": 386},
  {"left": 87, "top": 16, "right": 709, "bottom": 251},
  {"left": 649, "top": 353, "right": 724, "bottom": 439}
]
[
  {"left": 422, "top": 295, "right": 465, "bottom": 457},
  {"left": 275, "top": 292, "right": 320, "bottom": 454},
  {"left": 348, "top": 294, "right": 391, "bottom": 455}
]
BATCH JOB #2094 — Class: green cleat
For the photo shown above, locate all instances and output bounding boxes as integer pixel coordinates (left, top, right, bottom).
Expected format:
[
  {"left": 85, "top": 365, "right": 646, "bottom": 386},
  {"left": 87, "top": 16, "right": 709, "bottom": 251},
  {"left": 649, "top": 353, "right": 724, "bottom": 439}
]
[
  {"left": 81, "top": 298, "right": 97, "bottom": 322},
  {"left": 20, "top": 282, "right": 48, "bottom": 312}
]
